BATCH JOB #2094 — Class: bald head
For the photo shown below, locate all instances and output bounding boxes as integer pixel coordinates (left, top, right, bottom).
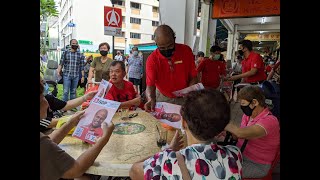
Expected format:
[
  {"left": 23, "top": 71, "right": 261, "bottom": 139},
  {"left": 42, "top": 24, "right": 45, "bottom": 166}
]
[
  {"left": 92, "top": 109, "right": 108, "bottom": 128},
  {"left": 154, "top": 25, "right": 176, "bottom": 53},
  {"left": 154, "top": 25, "right": 175, "bottom": 41}
]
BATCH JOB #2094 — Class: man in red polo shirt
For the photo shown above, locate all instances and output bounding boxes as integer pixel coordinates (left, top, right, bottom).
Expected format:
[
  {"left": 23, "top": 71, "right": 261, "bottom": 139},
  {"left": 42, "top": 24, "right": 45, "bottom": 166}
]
[
  {"left": 144, "top": 25, "right": 198, "bottom": 111},
  {"left": 197, "top": 45, "right": 226, "bottom": 89},
  {"left": 228, "top": 40, "right": 266, "bottom": 84},
  {"left": 104, "top": 61, "right": 141, "bottom": 110}
]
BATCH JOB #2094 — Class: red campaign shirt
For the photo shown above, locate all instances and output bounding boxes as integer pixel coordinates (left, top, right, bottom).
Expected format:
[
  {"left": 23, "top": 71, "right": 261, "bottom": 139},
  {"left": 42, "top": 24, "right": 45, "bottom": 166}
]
[
  {"left": 146, "top": 43, "right": 198, "bottom": 98},
  {"left": 197, "top": 58, "right": 222, "bottom": 89},
  {"left": 105, "top": 80, "right": 137, "bottom": 103},
  {"left": 241, "top": 51, "right": 266, "bottom": 83},
  {"left": 77, "top": 125, "right": 103, "bottom": 144},
  {"left": 217, "top": 61, "right": 227, "bottom": 76},
  {"left": 265, "top": 65, "right": 272, "bottom": 73}
]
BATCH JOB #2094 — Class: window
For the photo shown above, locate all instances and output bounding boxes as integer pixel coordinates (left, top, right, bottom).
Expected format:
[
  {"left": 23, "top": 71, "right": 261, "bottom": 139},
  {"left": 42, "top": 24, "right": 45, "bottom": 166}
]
[
  {"left": 152, "top": 21, "right": 159, "bottom": 27},
  {"left": 122, "top": 16, "right": 126, "bottom": 23},
  {"left": 130, "top": 17, "right": 141, "bottom": 24},
  {"left": 151, "top": 35, "right": 155, "bottom": 40},
  {"left": 115, "top": 0, "right": 125, "bottom": 6},
  {"left": 122, "top": 32, "right": 125, "bottom": 37},
  {"left": 130, "top": 2, "right": 141, "bottom": 9},
  {"left": 130, "top": 33, "right": 141, "bottom": 39},
  {"left": 198, "top": 0, "right": 201, "bottom": 17},
  {"left": 152, "top": 6, "right": 158, "bottom": 12}
]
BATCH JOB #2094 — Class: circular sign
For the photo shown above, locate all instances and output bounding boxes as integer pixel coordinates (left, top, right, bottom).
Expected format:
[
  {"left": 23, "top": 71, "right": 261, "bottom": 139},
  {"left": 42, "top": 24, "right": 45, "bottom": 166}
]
[{"left": 113, "top": 122, "right": 146, "bottom": 135}]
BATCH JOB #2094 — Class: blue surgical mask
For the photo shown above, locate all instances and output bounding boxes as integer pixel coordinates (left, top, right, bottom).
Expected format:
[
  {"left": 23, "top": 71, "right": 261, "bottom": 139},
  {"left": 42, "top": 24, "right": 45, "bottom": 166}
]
[
  {"left": 133, "top": 51, "right": 139, "bottom": 56},
  {"left": 43, "top": 83, "right": 49, "bottom": 96}
]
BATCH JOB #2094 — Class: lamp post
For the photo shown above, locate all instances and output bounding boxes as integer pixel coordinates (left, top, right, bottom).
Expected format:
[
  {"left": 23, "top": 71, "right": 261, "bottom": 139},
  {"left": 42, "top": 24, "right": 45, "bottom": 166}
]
[{"left": 111, "top": 0, "right": 117, "bottom": 59}]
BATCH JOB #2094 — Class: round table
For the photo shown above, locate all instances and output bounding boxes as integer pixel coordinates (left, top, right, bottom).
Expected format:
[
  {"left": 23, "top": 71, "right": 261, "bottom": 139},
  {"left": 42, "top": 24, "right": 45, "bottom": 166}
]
[{"left": 58, "top": 111, "right": 185, "bottom": 177}]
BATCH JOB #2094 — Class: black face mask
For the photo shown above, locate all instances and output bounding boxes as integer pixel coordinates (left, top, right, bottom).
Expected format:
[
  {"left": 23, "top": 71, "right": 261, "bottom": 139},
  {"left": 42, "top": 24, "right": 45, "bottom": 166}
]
[
  {"left": 71, "top": 45, "right": 78, "bottom": 50},
  {"left": 100, "top": 51, "right": 108, "bottom": 56},
  {"left": 238, "top": 49, "right": 244, "bottom": 56},
  {"left": 240, "top": 101, "right": 256, "bottom": 116},
  {"left": 159, "top": 47, "right": 175, "bottom": 58}
]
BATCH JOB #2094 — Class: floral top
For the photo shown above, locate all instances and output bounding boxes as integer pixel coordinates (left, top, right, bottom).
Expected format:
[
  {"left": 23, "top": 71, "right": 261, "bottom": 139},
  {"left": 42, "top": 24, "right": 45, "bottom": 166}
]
[{"left": 144, "top": 143, "right": 242, "bottom": 180}]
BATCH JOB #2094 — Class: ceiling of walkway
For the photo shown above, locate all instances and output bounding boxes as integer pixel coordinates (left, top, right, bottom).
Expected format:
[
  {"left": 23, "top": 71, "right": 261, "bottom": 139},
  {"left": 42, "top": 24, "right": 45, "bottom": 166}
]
[{"left": 219, "top": 16, "right": 280, "bottom": 53}]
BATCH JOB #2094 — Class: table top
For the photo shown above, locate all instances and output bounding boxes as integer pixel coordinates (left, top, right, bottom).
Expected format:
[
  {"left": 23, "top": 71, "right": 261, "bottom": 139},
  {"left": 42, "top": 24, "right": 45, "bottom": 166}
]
[{"left": 58, "top": 111, "right": 182, "bottom": 177}]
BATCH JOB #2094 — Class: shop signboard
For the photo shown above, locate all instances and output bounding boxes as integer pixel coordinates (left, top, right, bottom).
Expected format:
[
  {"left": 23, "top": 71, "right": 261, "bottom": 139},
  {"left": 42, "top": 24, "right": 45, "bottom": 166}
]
[{"left": 212, "top": 0, "right": 280, "bottom": 19}]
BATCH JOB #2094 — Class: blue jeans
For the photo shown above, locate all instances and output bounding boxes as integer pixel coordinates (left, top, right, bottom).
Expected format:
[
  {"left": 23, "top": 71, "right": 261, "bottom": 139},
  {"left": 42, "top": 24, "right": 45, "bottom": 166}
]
[{"left": 63, "top": 75, "right": 79, "bottom": 101}]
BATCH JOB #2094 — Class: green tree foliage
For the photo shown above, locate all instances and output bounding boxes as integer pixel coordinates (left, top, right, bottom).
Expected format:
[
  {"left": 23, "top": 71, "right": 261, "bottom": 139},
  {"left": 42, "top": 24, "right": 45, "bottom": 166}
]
[
  {"left": 40, "top": 0, "right": 58, "bottom": 54},
  {"left": 40, "top": 0, "right": 58, "bottom": 21}
]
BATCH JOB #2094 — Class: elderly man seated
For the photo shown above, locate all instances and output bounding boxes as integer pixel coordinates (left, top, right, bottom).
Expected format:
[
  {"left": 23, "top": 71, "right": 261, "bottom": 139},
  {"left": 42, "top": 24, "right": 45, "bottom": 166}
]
[{"left": 104, "top": 61, "right": 141, "bottom": 109}]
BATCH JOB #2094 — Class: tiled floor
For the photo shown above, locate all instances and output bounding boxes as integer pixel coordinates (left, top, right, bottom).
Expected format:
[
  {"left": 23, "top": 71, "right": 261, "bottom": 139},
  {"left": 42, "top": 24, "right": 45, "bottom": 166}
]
[{"left": 230, "top": 101, "right": 280, "bottom": 180}]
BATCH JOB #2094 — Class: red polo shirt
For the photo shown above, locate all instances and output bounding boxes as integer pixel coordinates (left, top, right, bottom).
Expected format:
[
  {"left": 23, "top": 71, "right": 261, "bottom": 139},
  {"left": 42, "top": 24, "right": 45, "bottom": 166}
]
[
  {"left": 217, "top": 60, "right": 227, "bottom": 76},
  {"left": 197, "top": 58, "right": 223, "bottom": 89},
  {"left": 77, "top": 125, "right": 103, "bottom": 144},
  {"left": 105, "top": 80, "right": 137, "bottom": 102},
  {"left": 241, "top": 51, "right": 266, "bottom": 83},
  {"left": 146, "top": 43, "right": 197, "bottom": 98}
]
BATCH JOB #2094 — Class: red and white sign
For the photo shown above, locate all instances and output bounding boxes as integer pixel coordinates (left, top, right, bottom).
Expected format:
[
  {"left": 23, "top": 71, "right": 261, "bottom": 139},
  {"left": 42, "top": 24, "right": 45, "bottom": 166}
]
[{"left": 104, "top": 6, "right": 122, "bottom": 36}]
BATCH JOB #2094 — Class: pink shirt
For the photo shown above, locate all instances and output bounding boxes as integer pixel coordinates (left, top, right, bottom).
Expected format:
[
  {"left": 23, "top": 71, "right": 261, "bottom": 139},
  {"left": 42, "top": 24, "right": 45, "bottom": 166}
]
[{"left": 237, "top": 108, "right": 280, "bottom": 164}]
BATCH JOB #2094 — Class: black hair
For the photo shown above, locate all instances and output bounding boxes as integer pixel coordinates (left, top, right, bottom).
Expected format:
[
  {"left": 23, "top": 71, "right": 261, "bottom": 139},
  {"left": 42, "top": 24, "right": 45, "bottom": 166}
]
[
  {"left": 110, "top": 60, "right": 126, "bottom": 72},
  {"left": 210, "top": 45, "right": 222, "bottom": 53},
  {"left": 197, "top": 51, "right": 205, "bottom": 57},
  {"left": 239, "top": 40, "right": 253, "bottom": 51},
  {"left": 180, "top": 89, "right": 230, "bottom": 141},
  {"left": 99, "top": 42, "right": 110, "bottom": 50},
  {"left": 70, "top": 39, "right": 77, "bottom": 45},
  {"left": 132, "top": 46, "right": 138, "bottom": 51}
]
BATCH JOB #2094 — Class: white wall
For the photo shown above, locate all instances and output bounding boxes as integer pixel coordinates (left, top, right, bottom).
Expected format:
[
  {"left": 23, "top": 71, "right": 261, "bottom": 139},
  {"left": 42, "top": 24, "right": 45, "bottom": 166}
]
[
  {"left": 58, "top": 0, "right": 159, "bottom": 52},
  {"left": 73, "top": 0, "right": 113, "bottom": 51},
  {"left": 130, "top": 0, "right": 159, "bottom": 7},
  {"left": 140, "top": 19, "right": 153, "bottom": 35},
  {"left": 159, "top": 0, "right": 186, "bottom": 44}
]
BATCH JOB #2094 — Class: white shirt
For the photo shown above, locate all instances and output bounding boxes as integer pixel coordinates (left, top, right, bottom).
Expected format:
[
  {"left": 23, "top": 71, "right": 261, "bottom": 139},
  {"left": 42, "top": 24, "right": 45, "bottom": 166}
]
[{"left": 115, "top": 55, "right": 123, "bottom": 61}]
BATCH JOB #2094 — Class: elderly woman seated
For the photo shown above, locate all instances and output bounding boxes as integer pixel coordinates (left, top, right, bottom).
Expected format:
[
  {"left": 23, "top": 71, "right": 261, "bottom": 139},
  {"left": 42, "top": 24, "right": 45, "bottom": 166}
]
[
  {"left": 129, "top": 89, "right": 243, "bottom": 180},
  {"left": 224, "top": 85, "right": 280, "bottom": 178}
]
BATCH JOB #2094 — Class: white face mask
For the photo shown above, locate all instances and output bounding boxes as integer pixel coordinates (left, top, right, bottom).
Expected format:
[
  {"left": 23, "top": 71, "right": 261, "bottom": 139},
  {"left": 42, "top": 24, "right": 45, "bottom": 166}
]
[{"left": 133, "top": 51, "right": 138, "bottom": 56}]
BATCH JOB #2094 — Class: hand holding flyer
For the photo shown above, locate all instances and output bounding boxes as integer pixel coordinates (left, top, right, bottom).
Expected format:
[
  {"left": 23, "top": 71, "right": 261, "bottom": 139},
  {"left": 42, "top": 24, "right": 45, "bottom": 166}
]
[
  {"left": 150, "top": 102, "right": 182, "bottom": 129},
  {"left": 172, "top": 83, "right": 204, "bottom": 97},
  {"left": 72, "top": 97, "right": 120, "bottom": 144}
]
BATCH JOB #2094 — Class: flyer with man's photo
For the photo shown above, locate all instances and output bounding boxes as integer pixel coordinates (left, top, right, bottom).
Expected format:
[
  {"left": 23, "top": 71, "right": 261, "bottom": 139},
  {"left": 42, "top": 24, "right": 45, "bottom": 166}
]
[
  {"left": 95, "top": 79, "right": 112, "bottom": 98},
  {"left": 72, "top": 97, "right": 120, "bottom": 144},
  {"left": 172, "top": 83, "right": 204, "bottom": 97},
  {"left": 150, "top": 102, "right": 182, "bottom": 129}
]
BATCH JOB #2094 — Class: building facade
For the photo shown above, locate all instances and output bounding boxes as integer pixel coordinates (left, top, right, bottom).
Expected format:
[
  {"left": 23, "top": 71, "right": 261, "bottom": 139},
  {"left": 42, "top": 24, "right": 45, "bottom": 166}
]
[{"left": 58, "top": 0, "right": 159, "bottom": 54}]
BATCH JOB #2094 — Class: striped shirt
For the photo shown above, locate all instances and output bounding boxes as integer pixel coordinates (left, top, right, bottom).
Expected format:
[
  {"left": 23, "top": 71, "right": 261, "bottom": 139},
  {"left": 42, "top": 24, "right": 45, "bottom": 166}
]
[{"left": 60, "top": 51, "right": 85, "bottom": 77}]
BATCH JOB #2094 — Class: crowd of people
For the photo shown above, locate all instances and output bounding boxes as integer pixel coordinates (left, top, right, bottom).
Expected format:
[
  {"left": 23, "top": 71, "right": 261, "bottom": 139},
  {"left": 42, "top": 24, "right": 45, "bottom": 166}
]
[{"left": 41, "top": 24, "right": 280, "bottom": 180}]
